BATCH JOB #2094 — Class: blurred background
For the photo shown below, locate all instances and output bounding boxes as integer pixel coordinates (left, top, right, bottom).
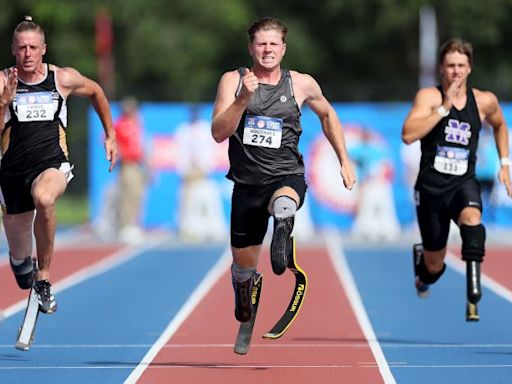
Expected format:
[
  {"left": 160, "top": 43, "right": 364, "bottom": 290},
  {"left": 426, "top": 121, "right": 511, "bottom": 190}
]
[{"left": 2, "top": 0, "right": 512, "bottom": 242}]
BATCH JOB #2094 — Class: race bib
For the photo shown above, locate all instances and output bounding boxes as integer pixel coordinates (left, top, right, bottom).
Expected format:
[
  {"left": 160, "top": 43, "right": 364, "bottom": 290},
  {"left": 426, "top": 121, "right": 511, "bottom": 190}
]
[
  {"left": 16, "top": 92, "right": 54, "bottom": 122},
  {"left": 242, "top": 115, "right": 283, "bottom": 149},
  {"left": 434, "top": 146, "right": 469, "bottom": 176}
]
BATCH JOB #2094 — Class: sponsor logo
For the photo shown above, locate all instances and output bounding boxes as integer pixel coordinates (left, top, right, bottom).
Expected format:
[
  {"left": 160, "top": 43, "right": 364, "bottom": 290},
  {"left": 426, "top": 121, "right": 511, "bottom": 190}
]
[
  {"left": 251, "top": 285, "right": 259, "bottom": 305},
  {"left": 290, "top": 283, "right": 305, "bottom": 312},
  {"left": 280, "top": 95, "right": 287, "bottom": 103}
]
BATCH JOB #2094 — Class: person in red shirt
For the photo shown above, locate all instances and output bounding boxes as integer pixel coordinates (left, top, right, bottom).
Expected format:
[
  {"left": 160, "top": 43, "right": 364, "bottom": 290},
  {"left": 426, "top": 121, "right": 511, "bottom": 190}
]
[{"left": 114, "top": 97, "right": 146, "bottom": 243}]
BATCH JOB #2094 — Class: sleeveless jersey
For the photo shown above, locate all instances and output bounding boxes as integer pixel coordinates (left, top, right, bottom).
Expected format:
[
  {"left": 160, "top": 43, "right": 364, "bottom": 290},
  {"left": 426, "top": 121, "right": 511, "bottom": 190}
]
[
  {"left": 227, "top": 68, "right": 304, "bottom": 185},
  {"left": 415, "top": 86, "right": 481, "bottom": 195},
  {"left": 1, "top": 64, "right": 68, "bottom": 175}
]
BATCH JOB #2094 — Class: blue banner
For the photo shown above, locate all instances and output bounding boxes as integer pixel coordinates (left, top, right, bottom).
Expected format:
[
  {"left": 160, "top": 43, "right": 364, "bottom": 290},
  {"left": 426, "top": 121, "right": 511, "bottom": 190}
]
[{"left": 88, "top": 102, "right": 512, "bottom": 240}]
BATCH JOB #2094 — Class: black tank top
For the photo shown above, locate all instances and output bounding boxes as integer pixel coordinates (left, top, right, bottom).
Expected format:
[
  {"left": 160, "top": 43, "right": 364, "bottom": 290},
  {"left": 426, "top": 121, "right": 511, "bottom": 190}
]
[
  {"left": 415, "top": 86, "right": 481, "bottom": 195},
  {"left": 1, "top": 64, "right": 68, "bottom": 175},
  {"left": 226, "top": 68, "right": 305, "bottom": 185}
]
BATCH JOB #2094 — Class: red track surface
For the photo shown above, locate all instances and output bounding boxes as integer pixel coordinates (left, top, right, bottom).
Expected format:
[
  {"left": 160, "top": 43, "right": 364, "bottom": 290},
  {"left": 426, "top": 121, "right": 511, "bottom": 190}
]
[
  {"left": 477, "top": 247, "right": 512, "bottom": 290},
  {"left": 0, "top": 243, "right": 123, "bottom": 309},
  {"left": 139, "top": 246, "right": 385, "bottom": 384}
]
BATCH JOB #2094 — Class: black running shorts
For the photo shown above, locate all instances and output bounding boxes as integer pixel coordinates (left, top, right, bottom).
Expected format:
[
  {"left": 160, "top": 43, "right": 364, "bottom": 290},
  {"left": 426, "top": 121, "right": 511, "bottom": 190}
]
[
  {"left": 415, "top": 177, "right": 482, "bottom": 251},
  {"left": 230, "top": 175, "right": 307, "bottom": 248}
]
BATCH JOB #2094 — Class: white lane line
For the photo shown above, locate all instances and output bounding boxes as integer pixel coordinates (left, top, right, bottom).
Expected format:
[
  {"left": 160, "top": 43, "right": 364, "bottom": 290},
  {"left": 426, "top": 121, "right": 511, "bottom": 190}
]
[
  {"left": 446, "top": 251, "right": 512, "bottom": 303},
  {"left": 2, "top": 363, "right": 512, "bottom": 370},
  {"left": 0, "top": 225, "right": 90, "bottom": 267},
  {"left": 123, "top": 247, "right": 232, "bottom": 384},
  {"left": 0, "top": 365, "right": 353, "bottom": 370},
  {"left": 324, "top": 231, "right": 397, "bottom": 384},
  {"left": 0, "top": 342, "right": 510, "bottom": 349},
  {"left": 2, "top": 237, "right": 166, "bottom": 319}
]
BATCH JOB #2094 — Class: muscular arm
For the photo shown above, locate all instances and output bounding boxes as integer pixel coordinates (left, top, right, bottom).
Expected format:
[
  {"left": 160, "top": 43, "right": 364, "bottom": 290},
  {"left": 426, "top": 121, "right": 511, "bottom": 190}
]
[
  {"left": 211, "top": 69, "right": 258, "bottom": 143},
  {"left": 480, "top": 90, "right": 512, "bottom": 196},
  {"left": 0, "top": 68, "right": 18, "bottom": 134},
  {"left": 56, "top": 66, "right": 117, "bottom": 171},
  {"left": 295, "top": 72, "right": 355, "bottom": 190},
  {"left": 401, "top": 87, "right": 448, "bottom": 144}
]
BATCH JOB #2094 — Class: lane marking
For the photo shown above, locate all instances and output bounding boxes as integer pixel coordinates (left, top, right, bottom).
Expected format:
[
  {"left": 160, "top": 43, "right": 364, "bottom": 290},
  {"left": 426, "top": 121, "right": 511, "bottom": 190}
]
[
  {"left": 2, "top": 237, "right": 166, "bottom": 319},
  {"left": 0, "top": 342, "right": 510, "bottom": 349},
  {"left": 123, "top": 247, "right": 232, "bottom": 384},
  {"left": 446, "top": 252, "right": 512, "bottom": 303},
  {"left": 0, "top": 365, "right": 353, "bottom": 370},
  {"left": 2, "top": 363, "right": 512, "bottom": 370},
  {"left": 324, "top": 231, "right": 397, "bottom": 384}
]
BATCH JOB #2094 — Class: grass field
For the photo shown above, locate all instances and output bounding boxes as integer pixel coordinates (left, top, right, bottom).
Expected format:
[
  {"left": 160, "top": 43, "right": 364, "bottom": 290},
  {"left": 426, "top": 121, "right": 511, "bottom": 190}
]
[{"left": 57, "top": 194, "right": 89, "bottom": 226}]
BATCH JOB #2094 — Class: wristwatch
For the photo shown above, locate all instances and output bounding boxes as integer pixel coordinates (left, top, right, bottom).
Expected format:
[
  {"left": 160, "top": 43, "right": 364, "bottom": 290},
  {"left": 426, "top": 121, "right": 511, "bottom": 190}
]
[
  {"left": 436, "top": 105, "right": 450, "bottom": 117},
  {"left": 500, "top": 157, "right": 511, "bottom": 167}
]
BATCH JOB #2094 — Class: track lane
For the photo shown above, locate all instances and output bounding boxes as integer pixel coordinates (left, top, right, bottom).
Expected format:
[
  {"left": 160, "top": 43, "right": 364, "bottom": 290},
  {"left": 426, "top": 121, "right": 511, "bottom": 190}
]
[{"left": 138, "top": 244, "right": 385, "bottom": 384}]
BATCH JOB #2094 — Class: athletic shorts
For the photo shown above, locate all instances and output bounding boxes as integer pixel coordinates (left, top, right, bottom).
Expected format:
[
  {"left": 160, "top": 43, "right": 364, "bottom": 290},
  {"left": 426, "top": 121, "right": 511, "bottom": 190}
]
[
  {"left": 0, "top": 162, "right": 74, "bottom": 214},
  {"left": 415, "top": 177, "right": 482, "bottom": 251},
  {"left": 230, "top": 174, "right": 307, "bottom": 248}
]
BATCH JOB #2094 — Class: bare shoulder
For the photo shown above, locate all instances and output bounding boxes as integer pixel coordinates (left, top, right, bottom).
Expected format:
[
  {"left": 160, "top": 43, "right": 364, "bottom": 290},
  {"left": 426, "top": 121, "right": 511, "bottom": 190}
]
[
  {"left": 415, "top": 86, "right": 442, "bottom": 102},
  {"left": 473, "top": 88, "right": 499, "bottom": 109},
  {"left": 220, "top": 69, "right": 241, "bottom": 85},
  {"left": 289, "top": 70, "right": 317, "bottom": 89},
  {"left": 290, "top": 70, "right": 322, "bottom": 106},
  {"left": 54, "top": 65, "right": 83, "bottom": 88}
]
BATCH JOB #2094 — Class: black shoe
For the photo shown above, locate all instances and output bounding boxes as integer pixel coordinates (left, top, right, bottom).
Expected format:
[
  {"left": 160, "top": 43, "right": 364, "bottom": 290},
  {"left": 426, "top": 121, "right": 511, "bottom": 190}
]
[
  {"left": 34, "top": 280, "right": 57, "bottom": 314},
  {"left": 10, "top": 256, "right": 34, "bottom": 290},
  {"left": 413, "top": 244, "right": 430, "bottom": 298},
  {"left": 233, "top": 273, "right": 257, "bottom": 323},
  {"left": 270, "top": 217, "right": 294, "bottom": 275}
]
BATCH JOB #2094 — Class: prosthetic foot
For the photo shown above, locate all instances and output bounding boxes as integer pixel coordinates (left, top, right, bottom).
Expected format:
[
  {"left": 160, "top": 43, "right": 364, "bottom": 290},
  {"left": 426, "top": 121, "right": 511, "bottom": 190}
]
[{"left": 466, "top": 261, "right": 481, "bottom": 322}]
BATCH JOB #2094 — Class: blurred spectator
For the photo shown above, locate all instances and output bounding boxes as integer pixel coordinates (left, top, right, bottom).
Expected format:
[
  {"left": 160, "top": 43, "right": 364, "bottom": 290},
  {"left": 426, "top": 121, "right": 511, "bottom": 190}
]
[
  {"left": 174, "top": 105, "right": 227, "bottom": 242},
  {"left": 114, "top": 97, "right": 146, "bottom": 243},
  {"left": 351, "top": 129, "right": 400, "bottom": 241}
]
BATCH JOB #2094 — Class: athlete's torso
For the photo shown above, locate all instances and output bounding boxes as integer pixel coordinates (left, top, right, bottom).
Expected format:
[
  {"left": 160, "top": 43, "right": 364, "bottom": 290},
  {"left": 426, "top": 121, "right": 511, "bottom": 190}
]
[
  {"left": 1, "top": 64, "right": 69, "bottom": 175},
  {"left": 416, "top": 85, "right": 482, "bottom": 195},
  {"left": 227, "top": 68, "right": 304, "bottom": 185}
]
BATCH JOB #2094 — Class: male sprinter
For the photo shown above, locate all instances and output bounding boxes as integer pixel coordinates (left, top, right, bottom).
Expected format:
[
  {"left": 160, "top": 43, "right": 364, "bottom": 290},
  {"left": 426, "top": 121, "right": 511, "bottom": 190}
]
[
  {"left": 402, "top": 38, "right": 512, "bottom": 320},
  {"left": 211, "top": 17, "right": 355, "bottom": 341}
]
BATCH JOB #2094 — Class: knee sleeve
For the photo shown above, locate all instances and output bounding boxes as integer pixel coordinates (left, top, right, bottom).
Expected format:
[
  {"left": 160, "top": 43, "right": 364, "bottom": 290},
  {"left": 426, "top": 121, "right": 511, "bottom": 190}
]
[
  {"left": 460, "top": 224, "right": 486, "bottom": 263},
  {"left": 416, "top": 259, "right": 446, "bottom": 284},
  {"left": 231, "top": 262, "right": 256, "bottom": 283},
  {"left": 272, "top": 196, "right": 297, "bottom": 219}
]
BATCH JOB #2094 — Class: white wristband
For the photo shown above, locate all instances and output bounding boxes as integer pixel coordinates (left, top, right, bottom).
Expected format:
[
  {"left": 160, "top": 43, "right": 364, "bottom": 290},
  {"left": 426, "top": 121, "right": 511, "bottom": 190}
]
[
  {"left": 436, "top": 105, "right": 450, "bottom": 117},
  {"left": 500, "top": 157, "right": 511, "bottom": 167}
]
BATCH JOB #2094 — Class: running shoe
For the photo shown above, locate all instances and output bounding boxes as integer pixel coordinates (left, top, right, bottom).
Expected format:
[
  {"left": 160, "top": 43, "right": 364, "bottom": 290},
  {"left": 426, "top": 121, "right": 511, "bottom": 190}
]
[{"left": 34, "top": 280, "right": 58, "bottom": 314}]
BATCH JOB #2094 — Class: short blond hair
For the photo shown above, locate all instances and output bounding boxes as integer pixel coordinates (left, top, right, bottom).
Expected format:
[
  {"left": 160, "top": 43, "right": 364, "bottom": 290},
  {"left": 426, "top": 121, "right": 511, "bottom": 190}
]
[
  {"left": 247, "top": 17, "right": 288, "bottom": 43},
  {"left": 12, "top": 15, "right": 45, "bottom": 43}
]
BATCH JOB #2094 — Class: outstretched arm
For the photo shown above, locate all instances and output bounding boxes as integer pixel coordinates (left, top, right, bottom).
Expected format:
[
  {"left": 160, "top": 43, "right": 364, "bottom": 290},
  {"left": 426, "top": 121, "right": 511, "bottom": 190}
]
[
  {"left": 57, "top": 66, "right": 117, "bottom": 171},
  {"left": 297, "top": 73, "right": 355, "bottom": 190},
  {"left": 0, "top": 68, "right": 18, "bottom": 134}
]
